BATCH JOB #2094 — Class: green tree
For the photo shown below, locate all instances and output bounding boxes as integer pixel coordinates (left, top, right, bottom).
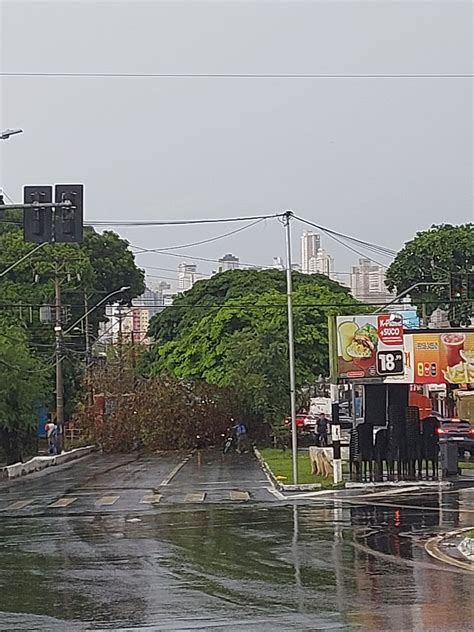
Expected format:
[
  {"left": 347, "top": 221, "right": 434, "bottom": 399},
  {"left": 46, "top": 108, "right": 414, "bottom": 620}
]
[
  {"left": 0, "top": 318, "right": 49, "bottom": 464},
  {"left": 385, "top": 224, "right": 474, "bottom": 324},
  {"left": 143, "top": 269, "right": 361, "bottom": 424},
  {"left": 0, "top": 220, "right": 145, "bottom": 422}
]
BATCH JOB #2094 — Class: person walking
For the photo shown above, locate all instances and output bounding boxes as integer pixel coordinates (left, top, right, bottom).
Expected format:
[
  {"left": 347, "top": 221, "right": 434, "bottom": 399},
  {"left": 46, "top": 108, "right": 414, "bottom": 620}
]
[
  {"left": 316, "top": 413, "right": 329, "bottom": 447},
  {"left": 45, "top": 416, "right": 59, "bottom": 455},
  {"left": 233, "top": 421, "right": 249, "bottom": 454}
]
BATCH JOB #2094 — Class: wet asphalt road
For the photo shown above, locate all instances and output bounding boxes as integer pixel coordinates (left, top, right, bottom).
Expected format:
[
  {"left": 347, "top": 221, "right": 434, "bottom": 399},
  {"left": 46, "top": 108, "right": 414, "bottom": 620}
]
[{"left": 0, "top": 450, "right": 472, "bottom": 631}]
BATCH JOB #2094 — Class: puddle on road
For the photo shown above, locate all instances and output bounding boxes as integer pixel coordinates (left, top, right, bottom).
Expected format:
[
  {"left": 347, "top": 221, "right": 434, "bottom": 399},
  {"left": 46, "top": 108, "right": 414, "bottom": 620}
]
[{"left": 0, "top": 497, "right": 472, "bottom": 630}]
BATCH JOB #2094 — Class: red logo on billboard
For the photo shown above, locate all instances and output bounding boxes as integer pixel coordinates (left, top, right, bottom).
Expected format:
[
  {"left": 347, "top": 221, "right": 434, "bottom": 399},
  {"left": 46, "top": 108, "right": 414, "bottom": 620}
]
[{"left": 377, "top": 315, "right": 403, "bottom": 346}]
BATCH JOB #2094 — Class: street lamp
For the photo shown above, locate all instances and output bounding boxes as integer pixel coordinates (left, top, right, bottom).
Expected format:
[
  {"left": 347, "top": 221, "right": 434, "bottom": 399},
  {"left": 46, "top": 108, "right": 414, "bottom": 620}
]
[
  {"left": 63, "top": 286, "right": 131, "bottom": 336},
  {"left": 0, "top": 128, "right": 23, "bottom": 140}
]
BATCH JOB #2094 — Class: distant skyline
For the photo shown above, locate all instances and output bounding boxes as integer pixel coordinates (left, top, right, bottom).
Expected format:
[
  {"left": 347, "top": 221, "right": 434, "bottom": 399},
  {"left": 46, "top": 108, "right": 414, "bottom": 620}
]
[{"left": 1, "top": 1, "right": 472, "bottom": 287}]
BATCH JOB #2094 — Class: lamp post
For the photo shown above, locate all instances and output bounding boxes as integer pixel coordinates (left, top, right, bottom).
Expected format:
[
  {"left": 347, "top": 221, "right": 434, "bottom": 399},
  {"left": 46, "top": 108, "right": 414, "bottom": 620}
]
[{"left": 0, "top": 128, "right": 23, "bottom": 140}]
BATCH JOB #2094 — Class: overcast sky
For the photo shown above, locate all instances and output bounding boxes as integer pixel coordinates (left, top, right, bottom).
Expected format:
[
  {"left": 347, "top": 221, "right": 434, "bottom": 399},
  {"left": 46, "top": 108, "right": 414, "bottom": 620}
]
[{"left": 1, "top": 0, "right": 472, "bottom": 287}]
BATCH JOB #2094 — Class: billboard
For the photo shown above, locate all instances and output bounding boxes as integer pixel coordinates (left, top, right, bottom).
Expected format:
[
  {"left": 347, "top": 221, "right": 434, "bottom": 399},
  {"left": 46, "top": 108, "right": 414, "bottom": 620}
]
[
  {"left": 411, "top": 331, "right": 474, "bottom": 385},
  {"left": 334, "top": 315, "right": 404, "bottom": 380},
  {"left": 331, "top": 316, "right": 474, "bottom": 386}
]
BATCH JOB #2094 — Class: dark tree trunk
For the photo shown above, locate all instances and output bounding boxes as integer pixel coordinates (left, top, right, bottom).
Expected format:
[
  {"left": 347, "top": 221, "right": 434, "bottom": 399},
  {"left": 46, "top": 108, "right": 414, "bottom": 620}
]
[{"left": 0, "top": 429, "right": 23, "bottom": 465}]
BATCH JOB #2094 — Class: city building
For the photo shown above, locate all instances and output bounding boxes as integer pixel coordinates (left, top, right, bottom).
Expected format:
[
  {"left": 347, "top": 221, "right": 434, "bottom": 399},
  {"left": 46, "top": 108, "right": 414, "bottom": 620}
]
[
  {"left": 178, "top": 262, "right": 198, "bottom": 291},
  {"left": 301, "top": 231, "right": 320, "bottom": 274},
  {"left": 309, "top": 249, "right": 335, "bottom": 278},
  {"left": 218, "top": 253, "right": 240, "bottom": 272},
  {"left": 272, "top": 256, "right": 285, "bottom": 270},
  {"left": 133, "top": 286, "right": 163, "bottom": 317},
  {"left": 350, "top": 258, "right": 393, "bottom": 303}
]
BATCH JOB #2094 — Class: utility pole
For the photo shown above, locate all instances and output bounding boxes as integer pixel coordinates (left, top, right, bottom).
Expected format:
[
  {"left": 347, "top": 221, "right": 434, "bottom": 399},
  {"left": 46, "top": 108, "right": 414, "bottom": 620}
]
[
  {"left": 118, "top": 305, "right": 124, "bottom": 380},
  {"left": 284, "top": 210, "right": 298, "bottom": 485},
  {"left": 84, "top": 293, "right": 91, "bottom": 364},
  {"left": 54, "top": 272, "right": 64, "bottom": 451}
]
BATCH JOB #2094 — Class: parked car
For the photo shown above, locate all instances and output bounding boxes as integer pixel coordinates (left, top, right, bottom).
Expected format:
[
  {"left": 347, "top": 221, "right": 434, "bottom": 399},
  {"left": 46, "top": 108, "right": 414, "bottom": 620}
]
[{"left": 436, "top": 417, "right": 474, "bottom": 457}]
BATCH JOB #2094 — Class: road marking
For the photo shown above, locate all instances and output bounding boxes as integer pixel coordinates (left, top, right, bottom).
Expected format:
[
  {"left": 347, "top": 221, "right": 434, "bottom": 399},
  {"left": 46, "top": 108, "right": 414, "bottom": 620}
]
[
  {"left": 159, "top": 454, "right": 192, "bottom": 487},
  {"left": 229, "top": 491, "right": 250, "bottom": 501},
  {"left": 49, "top": 497, "right": 78, "bottom": 508},
  {"left": 140, "top": 494, "right": 162, "bottom": 504},
  {"left": 185, "top": 492, "right": 206, "bottom": 503},
  {"left": 3, "top": 500, "right": 34, "bottom": 511},
  {"left": 267, "top": 487, "right": 286, "bottom": 500},
  {"left": 96, "top": 495, "right": 120, "bottom": 506}
]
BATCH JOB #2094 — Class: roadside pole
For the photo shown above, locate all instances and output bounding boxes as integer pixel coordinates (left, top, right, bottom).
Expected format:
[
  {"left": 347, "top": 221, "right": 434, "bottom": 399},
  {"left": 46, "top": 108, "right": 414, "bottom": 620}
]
[
  {"left": 54, "top": 272, "right": 65, "bottom": 452},
  {"left": 331, "top": 384, "right": 342, "bottom": 484},
  {"left": 284, "top": 210, "right": 298, "bottom": 485}
]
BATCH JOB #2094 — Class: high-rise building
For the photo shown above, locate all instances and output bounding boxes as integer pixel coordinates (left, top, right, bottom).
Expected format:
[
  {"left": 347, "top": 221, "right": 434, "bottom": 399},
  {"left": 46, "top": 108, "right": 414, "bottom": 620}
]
[
  {"left": 350, "top": 258, "right": 393, "bottom": 303},
  {"left": 218, "top": 253, "right": 239, "bottom": 272},
  {"left": 309, "top": 249, "right": 334, "bottom": 278},
  {"left": 301, "top": 231, "right": 320, "bottom": 274},
  {"left": 178, "top": 263, "right": 197, "bottom": 291}
]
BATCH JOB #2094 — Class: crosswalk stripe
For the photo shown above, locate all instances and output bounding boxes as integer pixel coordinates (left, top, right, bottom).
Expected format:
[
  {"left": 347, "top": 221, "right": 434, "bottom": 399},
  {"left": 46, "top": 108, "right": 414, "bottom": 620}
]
[
  {"left": 49, "top": 497, "right": 78, "bottom": 508},
  {"left": 185, "top": 492, "right": 206, "bottom": 503},
  {"left": 229, "top": 491, "right": 250, "bottom": 501},
  {"left": 140, "top": 494, "right": 162, "bottom": 504},
  {"left": 96, "top": 495, "right": 120, "bottom": 506},
  {"left": 3, "top": 500, "right": 34, "bottom": 511}
]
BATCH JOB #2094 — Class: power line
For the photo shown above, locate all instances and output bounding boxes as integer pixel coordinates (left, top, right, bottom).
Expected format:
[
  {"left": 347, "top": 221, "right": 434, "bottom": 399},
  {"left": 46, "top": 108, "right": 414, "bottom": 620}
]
[
  {"left": 132, "top": 219, "right": 265, "bottom": 253},
  {"left": 85, "top": 213, "right": 282, "bottom": 226},
  {"left": 1, "top": 72, "right": 472, "bottom": 79}
]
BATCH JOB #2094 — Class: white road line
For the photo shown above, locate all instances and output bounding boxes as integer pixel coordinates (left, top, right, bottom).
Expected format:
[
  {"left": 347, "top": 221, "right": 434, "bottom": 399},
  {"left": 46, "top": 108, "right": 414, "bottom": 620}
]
[
  {"left": 140, "top": 494, "right": 162, "bottom": 504},
  {"left": 267, "top": 487, "right": 286, "bottom": 500},
  {"left": 49, "top": 497, "right": 78, "bottom": 508},
  {"left": 185, "top": 492, "right": 206, "bottom": 503},
  {"left": 159, "top": 454, "right": 192, "bottom": 487},
  {"left": 3, "top": 499, "right": 34, "bottom": 511},
  {"left": 95, "top": 495, "right": 120, "bottom": 506}
]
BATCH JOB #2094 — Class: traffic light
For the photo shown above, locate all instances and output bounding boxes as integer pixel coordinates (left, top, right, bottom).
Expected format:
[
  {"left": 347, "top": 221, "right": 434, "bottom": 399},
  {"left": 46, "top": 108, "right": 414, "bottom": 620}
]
[
  {"left": 23, "top": 185, "right": 53, "bottom": 243},
  {"left": 468, "top": 272, "right": 474, "bottom": 300},
  {"left": 0, "top": 193, "right": 4, "bottom": 219},
  {"left": 54, "top": 184, "right": 83, "bottom": 243}
]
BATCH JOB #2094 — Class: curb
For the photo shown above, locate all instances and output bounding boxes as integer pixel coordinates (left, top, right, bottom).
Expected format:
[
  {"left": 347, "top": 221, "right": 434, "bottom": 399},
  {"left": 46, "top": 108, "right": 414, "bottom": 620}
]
[
  {"left": 1, "top": 446, "right": 95, "bottom": 480},
  {"left": 254, "top": 447, "right": 323, "bottom": 493},
  {"left": 425, "top": 529, "right": 474, "bottom": 571}
]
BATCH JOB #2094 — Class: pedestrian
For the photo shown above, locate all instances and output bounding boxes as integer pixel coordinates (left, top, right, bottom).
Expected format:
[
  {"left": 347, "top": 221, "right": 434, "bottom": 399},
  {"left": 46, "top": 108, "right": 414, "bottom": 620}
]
[
  {"left": 316, "top": 413, "right": 329, "bottom": 447},
  {"left": 45, "top": 416, "right": 58, "bottom": 455},
  {"left": 233, "top": 421, "right": 249, "bottom": 454}
]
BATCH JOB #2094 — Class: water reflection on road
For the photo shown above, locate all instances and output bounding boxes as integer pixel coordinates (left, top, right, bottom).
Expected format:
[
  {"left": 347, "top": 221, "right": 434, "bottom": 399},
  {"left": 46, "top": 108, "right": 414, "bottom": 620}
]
[{"left": 0, "top": 489, "right": 472, "bottom": 630}]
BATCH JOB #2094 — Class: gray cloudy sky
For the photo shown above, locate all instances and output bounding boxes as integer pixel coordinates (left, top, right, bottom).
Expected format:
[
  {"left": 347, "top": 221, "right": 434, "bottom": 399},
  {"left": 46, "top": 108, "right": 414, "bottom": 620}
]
[{"left": 1, "top": 0, "right": 473, "bottom": 287}]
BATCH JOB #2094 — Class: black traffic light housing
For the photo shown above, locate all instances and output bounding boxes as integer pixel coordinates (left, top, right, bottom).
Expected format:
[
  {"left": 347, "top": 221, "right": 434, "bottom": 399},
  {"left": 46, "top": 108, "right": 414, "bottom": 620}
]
[
  {"left": 54, "top": 184, "right": 83, "bottom": 243},
  {"left": 23, "top": 185, "right": 53, "bottom": 242}
]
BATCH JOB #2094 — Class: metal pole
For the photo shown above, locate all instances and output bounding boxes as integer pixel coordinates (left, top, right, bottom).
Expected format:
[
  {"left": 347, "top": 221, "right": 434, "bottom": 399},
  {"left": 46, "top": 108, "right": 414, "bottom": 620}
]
[
  {"left": 284, "top": 210, "right": 298, "bottom": 485},
  {"left": 54, "top": 273, "right": 64, "bottom": 452},
  {"left": 84, "top": 293, "right": 91, "bottom": 363}
]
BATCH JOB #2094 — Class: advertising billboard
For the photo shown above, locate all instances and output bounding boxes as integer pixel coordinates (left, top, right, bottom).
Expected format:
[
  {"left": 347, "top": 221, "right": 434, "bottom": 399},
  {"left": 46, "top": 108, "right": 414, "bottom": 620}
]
[
  {"left": 331, "top": 315, "right": 474, "bottom": 386},
  {"left": 411, "top": 331, "right": 474, "bottom": 385},
  {"left": 335, "top": 315, "right": 404, "bottom": 380}
]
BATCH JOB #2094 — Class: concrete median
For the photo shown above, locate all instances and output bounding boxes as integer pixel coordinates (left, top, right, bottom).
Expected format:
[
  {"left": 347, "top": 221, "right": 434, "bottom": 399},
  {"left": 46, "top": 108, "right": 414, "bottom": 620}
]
[{"left": 1, "top": 446, "right": 95, "bottom": 480}]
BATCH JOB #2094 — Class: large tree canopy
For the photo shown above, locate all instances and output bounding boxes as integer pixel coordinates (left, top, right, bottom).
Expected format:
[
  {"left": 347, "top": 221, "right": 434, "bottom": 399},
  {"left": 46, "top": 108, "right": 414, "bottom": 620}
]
[
  {"left": 143, "top": 269, "right": 361, "bottom": 422},
  {"left": 385, "top": 224, "right": 474, "bottom": 322}
]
